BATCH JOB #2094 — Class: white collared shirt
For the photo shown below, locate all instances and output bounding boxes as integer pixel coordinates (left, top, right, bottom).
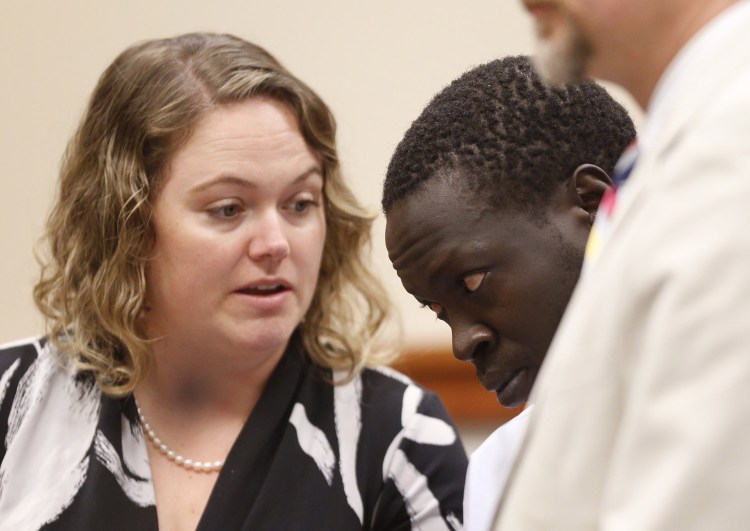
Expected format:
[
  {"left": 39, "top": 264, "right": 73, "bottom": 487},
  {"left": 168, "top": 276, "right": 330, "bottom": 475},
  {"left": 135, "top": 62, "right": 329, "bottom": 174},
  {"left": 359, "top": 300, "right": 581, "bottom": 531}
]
[{"left": 463, "top": 406, "right": 533, "bottom": 531}]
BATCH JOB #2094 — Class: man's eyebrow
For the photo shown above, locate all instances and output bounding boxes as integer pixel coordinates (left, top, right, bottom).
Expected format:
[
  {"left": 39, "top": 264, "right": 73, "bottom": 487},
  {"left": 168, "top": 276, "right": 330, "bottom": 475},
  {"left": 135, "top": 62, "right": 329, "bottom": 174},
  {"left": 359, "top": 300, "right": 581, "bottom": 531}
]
[{"left": 188, "top": 166, "right": 323, "bottom": 194}]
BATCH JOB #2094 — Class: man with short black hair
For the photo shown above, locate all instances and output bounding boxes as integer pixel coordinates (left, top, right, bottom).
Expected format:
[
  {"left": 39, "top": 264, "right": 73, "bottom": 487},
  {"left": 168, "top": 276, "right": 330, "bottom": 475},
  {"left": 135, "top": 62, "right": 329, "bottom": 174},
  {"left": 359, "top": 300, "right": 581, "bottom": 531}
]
[{"left": 382, "top": 55, "right": 635, "bottom": 531}]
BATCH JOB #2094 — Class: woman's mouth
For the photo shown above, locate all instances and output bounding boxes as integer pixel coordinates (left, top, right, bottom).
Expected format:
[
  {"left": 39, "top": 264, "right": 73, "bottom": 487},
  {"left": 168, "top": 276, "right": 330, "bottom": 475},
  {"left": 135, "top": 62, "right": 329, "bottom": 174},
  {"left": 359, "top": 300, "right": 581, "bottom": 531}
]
[
  {"left": 233, "top": 280, "right": 292, "bottom": 310},
  {"left": 238, "top": 284, "right": 288, "bottom": 296}
]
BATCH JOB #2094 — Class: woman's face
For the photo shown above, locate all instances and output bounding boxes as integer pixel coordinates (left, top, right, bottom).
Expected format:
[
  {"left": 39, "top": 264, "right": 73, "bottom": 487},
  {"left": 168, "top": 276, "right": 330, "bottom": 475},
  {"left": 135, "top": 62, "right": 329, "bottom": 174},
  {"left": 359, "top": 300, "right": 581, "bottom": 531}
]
[{"left": 145, "top": 97, "right": 326, "bottom": 364}]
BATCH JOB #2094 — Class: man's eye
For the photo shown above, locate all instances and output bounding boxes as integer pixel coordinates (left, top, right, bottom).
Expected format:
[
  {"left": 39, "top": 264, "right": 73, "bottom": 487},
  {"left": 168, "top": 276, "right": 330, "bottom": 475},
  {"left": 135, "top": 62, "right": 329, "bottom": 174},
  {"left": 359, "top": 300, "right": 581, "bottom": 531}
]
[
  {"left": 427, "top": 302, "right": 444, "bottom": 315},
  {"left": 463, "top": 272, "right": 487, "bottom": 292},
  {"left": 420, "top": 301, "right": 445, "bottom": 317}
]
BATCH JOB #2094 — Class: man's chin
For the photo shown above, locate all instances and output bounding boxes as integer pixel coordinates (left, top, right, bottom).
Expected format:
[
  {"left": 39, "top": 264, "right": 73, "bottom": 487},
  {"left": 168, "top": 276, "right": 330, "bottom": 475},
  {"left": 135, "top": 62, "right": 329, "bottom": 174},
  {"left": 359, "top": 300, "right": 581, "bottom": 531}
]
[{"left": 532, "top": 18, "right": 592, "bottom": 85}]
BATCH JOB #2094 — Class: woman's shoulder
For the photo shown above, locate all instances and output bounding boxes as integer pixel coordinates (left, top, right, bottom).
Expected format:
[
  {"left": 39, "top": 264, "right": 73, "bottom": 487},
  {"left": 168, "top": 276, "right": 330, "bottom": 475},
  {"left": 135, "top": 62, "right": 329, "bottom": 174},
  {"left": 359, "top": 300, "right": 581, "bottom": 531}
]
[
  {"left": 356, "top": 365, "right": 455, "bottom": 423},
  {"left": 358, "top": 365, "right": 419, "bottom": 402},
  {"left": 360, "top": 365, "right": 416, "bottom": 390},
  {"left": 0, "top": 335, "right": 77, "bottom": 411},
  {"left": 353, "top": 367, "right": 467, "bottom": 529},
  {"left": 0, "top": 335, "right": 48, "bottom": 374},
  {"left": 0, "top": 337, "right": 53, "bottom": 459}
]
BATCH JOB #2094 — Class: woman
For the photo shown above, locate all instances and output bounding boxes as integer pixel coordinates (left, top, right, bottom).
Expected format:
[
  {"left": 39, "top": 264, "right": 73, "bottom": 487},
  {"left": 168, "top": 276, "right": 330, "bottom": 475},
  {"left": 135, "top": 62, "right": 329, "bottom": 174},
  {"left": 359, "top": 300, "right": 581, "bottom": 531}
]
[{"left": 0, "top": 33, "right": 467, "bottom": 530}]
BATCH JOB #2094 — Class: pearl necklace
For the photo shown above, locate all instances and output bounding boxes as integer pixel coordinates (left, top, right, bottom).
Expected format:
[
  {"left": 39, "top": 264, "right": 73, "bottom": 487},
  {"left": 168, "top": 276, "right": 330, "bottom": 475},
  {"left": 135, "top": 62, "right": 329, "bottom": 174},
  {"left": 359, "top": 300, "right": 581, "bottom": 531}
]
[{"left": 135, "top": 400, "right": 224, "bottom": 473}]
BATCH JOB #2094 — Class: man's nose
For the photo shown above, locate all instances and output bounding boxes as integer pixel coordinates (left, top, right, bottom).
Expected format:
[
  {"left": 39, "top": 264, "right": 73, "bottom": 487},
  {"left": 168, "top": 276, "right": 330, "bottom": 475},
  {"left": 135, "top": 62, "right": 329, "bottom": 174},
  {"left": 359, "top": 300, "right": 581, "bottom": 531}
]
[{"left": 451, "top": 320, "right": 494, "bottom": 363}]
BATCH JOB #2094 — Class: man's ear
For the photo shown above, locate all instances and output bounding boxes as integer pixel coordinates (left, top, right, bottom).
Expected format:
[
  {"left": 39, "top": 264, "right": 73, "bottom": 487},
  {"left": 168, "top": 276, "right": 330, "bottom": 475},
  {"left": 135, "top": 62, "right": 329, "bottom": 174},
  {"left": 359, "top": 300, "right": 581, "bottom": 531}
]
[{"left": 568, "top": 164, "right": 612, "bottom": 224}]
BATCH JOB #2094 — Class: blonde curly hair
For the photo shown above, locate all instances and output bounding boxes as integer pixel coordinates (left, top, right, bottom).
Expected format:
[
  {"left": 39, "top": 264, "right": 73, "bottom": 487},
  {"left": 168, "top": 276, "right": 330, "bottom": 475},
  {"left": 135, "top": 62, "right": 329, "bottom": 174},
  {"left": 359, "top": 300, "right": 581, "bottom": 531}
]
[{"left": 34, "top": 32, "right": 396, "bottom": 396}]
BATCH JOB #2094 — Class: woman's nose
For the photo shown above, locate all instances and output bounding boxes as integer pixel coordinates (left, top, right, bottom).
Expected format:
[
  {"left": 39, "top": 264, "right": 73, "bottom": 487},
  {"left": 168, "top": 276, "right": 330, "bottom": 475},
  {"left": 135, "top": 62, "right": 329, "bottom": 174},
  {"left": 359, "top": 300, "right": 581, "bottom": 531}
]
[
  {"left": 451, "top": 321, "right": 494, "bottom": 363},
  {"left": 247, "top": 210, "right": 290, "bottom": 262}
]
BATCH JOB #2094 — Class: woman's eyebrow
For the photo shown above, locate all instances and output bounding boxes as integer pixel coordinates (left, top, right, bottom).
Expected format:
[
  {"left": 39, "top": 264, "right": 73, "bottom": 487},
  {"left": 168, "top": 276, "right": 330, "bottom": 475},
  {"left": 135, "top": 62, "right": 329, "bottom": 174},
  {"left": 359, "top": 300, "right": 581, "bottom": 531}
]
[{"left": 189, "top": 166, "right": 322, "bottom": 194}]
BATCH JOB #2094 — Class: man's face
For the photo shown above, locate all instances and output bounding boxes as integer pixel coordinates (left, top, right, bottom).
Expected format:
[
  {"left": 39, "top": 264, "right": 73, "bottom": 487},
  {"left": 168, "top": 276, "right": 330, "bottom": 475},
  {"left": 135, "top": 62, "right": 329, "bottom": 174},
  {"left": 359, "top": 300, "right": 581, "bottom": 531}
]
[
  {"left": 520, "top": 0, "right": 630, "bottom": 85},
  {"left": 385, "top": 173, "right": 588, "bottom": 407}
]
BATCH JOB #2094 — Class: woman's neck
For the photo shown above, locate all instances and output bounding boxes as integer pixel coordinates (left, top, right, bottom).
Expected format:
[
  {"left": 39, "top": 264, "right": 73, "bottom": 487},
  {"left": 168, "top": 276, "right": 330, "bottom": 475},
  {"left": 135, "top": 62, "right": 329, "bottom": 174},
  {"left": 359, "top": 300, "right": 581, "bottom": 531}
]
[{"left": 135, "top": 336, "right": 287, "bottom": 429}]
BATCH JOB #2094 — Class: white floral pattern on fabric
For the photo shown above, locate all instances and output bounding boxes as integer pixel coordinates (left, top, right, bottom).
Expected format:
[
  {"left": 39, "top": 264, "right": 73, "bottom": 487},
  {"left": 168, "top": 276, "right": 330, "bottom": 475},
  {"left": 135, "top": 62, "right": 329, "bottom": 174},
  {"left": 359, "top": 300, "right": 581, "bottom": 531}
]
[
  {"left": 290, "top": 402, "right": 337, "bottom": 485},
  {"left": 333, "top": 371, "right": 364, "bottom": 523},
  {"left": 0, "top": 342, "right": 100, "bottom": 530}
]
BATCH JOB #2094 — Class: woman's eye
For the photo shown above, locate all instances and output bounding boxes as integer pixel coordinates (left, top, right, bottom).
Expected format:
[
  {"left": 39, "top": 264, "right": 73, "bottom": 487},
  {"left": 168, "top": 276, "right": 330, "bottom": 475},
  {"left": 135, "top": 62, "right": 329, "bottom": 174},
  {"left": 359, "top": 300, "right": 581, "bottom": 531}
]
[
  {"left": 285, "top": 194, "right": 320, "bottom": 214},
  {"left": 463, "top": 272, "right": 487, "bottom": 292},
  {"left": 292, "top": 200, "right": 313, "bottom": 213},
  {"left": 209, "top": 203, "right": 242, "bottom": 219}
]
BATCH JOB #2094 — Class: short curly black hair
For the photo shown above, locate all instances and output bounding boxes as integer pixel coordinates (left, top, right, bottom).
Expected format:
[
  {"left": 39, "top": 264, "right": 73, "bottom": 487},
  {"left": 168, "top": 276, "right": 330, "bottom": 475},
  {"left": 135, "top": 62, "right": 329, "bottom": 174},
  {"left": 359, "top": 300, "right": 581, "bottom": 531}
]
[{"left": 382, "top": 55, "right": 636, "bottom": 216}]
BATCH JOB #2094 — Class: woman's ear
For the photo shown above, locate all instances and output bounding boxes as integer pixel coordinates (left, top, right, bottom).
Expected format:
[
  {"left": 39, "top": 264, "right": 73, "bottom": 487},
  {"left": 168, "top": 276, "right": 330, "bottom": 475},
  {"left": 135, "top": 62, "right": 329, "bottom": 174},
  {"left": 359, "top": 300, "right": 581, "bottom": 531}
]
[{"left": 568, "top": 164, "right": 612, "bottom": 224}]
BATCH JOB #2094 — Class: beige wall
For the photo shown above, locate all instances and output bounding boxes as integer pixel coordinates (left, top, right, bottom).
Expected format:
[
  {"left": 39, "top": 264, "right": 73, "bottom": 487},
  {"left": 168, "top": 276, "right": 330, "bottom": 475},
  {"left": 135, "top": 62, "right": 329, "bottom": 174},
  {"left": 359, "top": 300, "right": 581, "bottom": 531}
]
[{"left": 0, "top": 0, "right": 639, "bottom": 348}]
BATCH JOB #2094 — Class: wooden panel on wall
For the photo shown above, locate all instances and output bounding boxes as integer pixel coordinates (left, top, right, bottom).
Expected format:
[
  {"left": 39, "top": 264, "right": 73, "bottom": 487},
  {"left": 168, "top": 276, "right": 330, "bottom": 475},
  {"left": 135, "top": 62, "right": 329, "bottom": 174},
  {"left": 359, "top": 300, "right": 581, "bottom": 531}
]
[{"left": 393, "top": 348, "right": 523, "bottom": 425}]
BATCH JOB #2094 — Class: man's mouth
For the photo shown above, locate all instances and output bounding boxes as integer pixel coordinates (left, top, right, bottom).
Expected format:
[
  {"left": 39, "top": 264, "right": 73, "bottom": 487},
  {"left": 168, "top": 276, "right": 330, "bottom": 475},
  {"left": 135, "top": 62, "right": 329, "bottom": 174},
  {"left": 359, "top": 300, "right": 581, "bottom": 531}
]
[{"left": 493, "top": 368, "right": 529, "bottom": 408}]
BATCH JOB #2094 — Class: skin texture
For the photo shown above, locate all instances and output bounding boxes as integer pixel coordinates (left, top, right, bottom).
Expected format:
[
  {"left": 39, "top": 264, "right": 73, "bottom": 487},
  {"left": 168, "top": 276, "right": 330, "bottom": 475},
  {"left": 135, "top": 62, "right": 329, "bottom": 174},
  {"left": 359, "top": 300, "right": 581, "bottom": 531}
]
[
  {"left": 385, "top": 168, "right": 607, "bottom": 407},
  {"left": 140, "top": 97, "right": 326, "bottom": 530},
  {"left": 520, "top": 0, "right": 740, "bottom": 106}
]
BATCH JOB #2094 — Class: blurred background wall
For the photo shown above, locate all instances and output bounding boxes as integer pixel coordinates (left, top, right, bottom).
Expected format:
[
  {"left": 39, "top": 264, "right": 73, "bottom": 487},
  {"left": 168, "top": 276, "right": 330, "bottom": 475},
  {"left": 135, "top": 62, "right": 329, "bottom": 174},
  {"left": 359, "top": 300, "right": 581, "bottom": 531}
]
[{"left": 0, "top": 0, "right": 640, "bottom": 448}]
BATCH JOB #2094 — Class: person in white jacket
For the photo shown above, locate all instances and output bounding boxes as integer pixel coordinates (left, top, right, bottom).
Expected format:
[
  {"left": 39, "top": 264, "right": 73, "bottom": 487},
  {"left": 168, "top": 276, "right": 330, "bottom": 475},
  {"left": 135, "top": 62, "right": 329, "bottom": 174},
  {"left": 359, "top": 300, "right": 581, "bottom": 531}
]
[
  {"left": 493, "top": 1, "right": 750, "bottom": 530},
  {"left": 382, "top": 55, "right": 635, "bottom": 531}
]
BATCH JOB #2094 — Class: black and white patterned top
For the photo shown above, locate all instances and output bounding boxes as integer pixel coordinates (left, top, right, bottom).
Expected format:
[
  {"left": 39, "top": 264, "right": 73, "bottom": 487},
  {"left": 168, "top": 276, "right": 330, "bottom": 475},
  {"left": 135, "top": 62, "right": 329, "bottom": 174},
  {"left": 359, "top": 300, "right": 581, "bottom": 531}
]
[{"left": 0, "top": 334, "right": 467, "bottom": 530}]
